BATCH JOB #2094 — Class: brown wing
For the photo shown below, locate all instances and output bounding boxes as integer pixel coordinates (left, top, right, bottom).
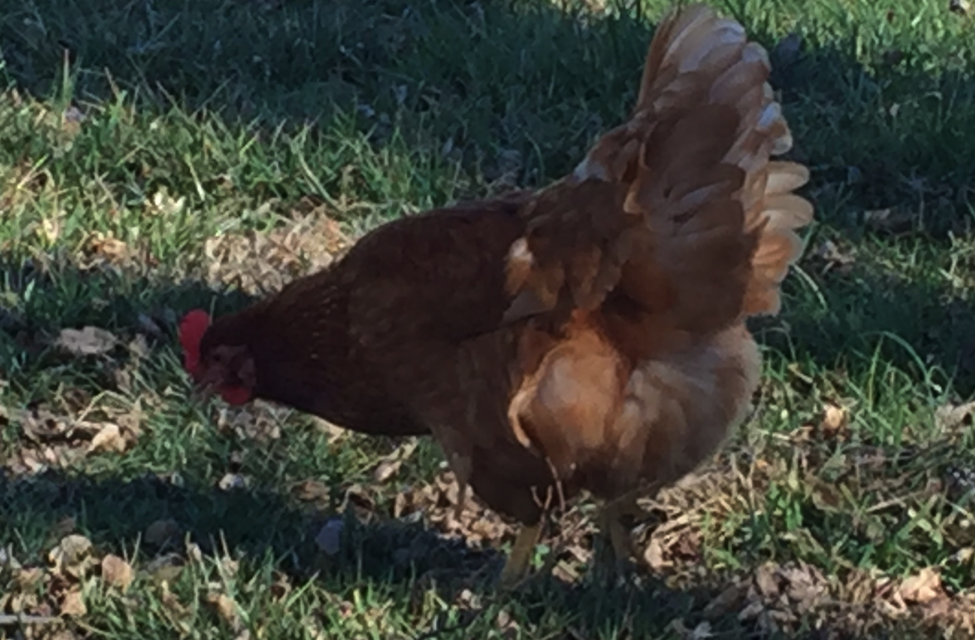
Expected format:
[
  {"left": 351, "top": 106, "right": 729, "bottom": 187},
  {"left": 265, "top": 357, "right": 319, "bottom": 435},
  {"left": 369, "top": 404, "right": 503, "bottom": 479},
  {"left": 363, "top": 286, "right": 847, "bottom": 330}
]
[{"left": 502, "top": 3, "right": 813, "bottom": 339}]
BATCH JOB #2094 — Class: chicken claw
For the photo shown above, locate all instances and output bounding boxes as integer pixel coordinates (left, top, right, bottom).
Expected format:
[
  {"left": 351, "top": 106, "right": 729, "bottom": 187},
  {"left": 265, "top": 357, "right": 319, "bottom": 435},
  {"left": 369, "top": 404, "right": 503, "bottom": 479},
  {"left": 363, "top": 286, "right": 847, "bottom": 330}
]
[{"left": 498, "top": 522, "right": 544, "bottom": 589}]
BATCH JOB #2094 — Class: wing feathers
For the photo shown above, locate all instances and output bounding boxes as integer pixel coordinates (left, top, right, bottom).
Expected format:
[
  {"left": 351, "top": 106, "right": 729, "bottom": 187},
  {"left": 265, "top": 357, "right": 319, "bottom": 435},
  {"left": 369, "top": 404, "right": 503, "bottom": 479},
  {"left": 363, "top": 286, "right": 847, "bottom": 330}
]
[{"left": 502, "top": 3, "right": 813, "bottom": 332}]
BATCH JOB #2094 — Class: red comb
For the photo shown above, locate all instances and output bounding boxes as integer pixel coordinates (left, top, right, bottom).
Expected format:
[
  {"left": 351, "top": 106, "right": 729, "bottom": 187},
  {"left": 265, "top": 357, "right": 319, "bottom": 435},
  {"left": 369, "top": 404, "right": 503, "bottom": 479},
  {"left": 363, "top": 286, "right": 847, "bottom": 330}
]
[{"left": 179, "top": 309, "right": 211, "bottom": 375}]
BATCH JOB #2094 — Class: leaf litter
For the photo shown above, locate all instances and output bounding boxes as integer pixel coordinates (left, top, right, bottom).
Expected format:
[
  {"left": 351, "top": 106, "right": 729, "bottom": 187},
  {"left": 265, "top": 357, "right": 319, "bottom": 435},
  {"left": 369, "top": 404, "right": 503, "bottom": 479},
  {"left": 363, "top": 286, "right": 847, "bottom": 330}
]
[{"left": 203, "top": 202, "right": 352, "bottom": 295}]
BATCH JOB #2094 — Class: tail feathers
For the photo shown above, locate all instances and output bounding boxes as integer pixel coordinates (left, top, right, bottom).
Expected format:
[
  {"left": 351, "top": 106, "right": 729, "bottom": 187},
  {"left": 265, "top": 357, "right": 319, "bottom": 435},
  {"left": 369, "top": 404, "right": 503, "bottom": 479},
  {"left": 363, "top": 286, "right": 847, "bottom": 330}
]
[{"left": 502, "top": 3, "right": 813, "bottom": 332}]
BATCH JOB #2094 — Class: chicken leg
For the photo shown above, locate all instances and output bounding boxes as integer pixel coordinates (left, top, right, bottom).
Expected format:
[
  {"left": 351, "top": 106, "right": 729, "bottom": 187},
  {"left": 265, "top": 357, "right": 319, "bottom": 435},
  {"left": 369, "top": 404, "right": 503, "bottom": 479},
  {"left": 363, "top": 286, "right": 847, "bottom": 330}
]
[
  {"left": 498, "top": 522, "right": 543, "bottom": 588},
  {"left": 588, "top": 493, "right": 648, "bottom": 583}
]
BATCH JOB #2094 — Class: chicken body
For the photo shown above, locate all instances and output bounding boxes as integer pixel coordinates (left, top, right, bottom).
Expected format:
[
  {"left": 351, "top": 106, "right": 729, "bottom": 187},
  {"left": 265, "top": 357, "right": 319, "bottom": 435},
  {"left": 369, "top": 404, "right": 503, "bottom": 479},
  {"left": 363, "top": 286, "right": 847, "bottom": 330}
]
[{"left": 188, "top": 3, "right": 813, "bottom": 585}]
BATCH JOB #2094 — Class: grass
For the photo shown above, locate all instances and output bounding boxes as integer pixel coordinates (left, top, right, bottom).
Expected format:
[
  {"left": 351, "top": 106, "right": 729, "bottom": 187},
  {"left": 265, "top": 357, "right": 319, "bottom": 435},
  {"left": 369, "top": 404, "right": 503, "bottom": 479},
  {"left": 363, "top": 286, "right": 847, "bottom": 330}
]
[{"left": 1, "top": 0, "right": 975, "bottom": 637}]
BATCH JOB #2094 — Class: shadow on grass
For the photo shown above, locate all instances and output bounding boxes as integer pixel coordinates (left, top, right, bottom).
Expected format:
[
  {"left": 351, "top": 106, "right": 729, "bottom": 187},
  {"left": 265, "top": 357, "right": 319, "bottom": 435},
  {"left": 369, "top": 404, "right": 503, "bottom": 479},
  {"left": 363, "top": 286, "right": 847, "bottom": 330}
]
[
  {"left": 0, "top": 468, "right": 855, "bottom": 639},
  {"left": 1, "top": 0, "right": 972, "bottom": 223}
]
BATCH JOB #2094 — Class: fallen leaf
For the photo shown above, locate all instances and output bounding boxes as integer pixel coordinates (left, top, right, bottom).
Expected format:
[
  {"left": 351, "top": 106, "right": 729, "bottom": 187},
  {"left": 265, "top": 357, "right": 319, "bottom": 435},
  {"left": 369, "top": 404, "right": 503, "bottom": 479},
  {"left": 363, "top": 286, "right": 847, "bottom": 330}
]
[
  {"left": 269, "top": 572, "right": 291, "bottom": 601},
  {"left": 292, "top": 479, "right": 330, "bottom": 503},
  {"left": 203, "top": 210, "right": 350, "bottom": 296},
  {"left": 101, "top": 554, "right": 134, "bottom": 591},
  {"left": 754, "top": 563, "right": 781, "bottom": 598},
  {"left": 220, "top": 556, "right": 240, "bottom": 578},
  {"left": 186, "top": 542, "right": 204, "bottom": 564},
  {"left": 49, "top": 534, "right": 93, "bottom": 579},
  {"left": 206, "top": 592, "right": 241, "bottom": 629},
  {"left": 59, "top": 588, "right": 87, "bottom": 617},
  {"left": 936, "top": 402, "right": 975, "bottom": 432},
  {"left": 149, "top": 187, "right": 186, "bottom": 217},
  {"left": 218, "top": 473, "right": 248, "bottom": 491},
  {"left": 899, "top": 567, "right": 943, "bottom": 604},
  {"left": 819, "top": 403, "right": 849, "bottom": 439},
  {"left": 86, "top": 232, "right": 133, "bottom": 264},
  {"left": 643, "top": 537, "right": 668, "bottom": 571},
  {"left": 41, "top": 217, "right": 61, "bottom": 244},
  {"left": 158, "top": 582, "right": 191, "bottom": 635},
  {"left": 54, "top": 326, "right": 118, "bottom": 356},
  {"left": 17, "top": 408, "right": 73, "bottom": 443},
  {"left": 87, "top": 423, "right": 127, "bottom": 454},
  {"left": 372, "top": 441, "right": 417, "bottom": 483},
  {"left": 812, "top": 240, "right": 856, "bottom": 275}
]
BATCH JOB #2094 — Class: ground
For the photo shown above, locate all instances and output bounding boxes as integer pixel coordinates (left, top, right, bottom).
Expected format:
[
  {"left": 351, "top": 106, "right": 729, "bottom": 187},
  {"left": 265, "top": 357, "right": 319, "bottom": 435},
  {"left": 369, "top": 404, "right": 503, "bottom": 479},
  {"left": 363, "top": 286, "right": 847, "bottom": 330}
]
[{"left": 1, "top": 0, "right": 974, "bottom": 638}]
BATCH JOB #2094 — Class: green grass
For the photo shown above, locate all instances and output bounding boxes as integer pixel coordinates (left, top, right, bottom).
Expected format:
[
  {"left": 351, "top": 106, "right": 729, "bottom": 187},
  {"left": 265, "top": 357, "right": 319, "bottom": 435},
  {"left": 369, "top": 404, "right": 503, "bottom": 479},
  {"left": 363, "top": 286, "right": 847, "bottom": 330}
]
[{"left": 1, "top": 0, "right": 975, "bottom": 637}]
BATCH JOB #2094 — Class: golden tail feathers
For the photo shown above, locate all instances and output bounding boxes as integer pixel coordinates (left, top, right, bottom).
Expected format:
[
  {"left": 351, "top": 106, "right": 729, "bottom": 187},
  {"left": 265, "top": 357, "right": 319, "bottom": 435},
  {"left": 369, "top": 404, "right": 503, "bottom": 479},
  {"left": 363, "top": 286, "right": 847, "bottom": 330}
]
[{"left": 502, "top": 3, "right": 813, "bottom": 333}]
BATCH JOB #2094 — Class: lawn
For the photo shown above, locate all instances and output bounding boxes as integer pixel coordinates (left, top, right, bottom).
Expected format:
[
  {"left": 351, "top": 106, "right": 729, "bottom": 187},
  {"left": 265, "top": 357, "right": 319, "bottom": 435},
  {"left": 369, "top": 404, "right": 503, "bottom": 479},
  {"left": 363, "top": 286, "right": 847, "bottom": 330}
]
[{"left": 1, "top": 0, "right": 975, "bottom": 637}]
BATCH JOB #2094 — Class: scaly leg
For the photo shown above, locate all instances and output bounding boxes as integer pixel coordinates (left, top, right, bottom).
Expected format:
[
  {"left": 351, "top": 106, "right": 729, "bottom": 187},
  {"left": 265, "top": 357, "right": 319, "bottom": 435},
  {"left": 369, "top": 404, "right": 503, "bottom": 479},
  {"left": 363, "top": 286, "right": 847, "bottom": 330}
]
[
  {"left": 602, "top": 494, "right": 645, "bottom": 561},
  {"left": 589, "top": 493, "right": 649, "bottom": 583},
  {"left": 498, "top": 523, "right": 543, "bottom": 589}
]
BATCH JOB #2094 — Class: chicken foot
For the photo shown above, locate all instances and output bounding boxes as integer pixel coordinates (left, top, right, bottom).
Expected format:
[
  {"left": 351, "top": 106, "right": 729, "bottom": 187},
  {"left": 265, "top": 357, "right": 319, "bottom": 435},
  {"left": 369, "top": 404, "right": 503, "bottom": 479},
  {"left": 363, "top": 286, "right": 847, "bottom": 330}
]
[{"left": 498, "top": 522, "right": 544, "bottom": 588}]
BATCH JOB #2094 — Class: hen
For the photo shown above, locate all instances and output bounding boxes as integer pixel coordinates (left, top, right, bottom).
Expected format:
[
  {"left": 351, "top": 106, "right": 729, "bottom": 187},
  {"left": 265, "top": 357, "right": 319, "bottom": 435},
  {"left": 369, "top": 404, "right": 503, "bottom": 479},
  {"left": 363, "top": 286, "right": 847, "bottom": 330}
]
[{"left": 180, "top": 3, "right": 813, "bottom": 586}]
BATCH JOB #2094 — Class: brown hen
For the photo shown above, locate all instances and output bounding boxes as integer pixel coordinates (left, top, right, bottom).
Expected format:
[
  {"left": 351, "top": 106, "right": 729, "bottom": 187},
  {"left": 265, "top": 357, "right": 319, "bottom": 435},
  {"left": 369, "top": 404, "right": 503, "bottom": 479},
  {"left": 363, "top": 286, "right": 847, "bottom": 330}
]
[{"left": 181, "top": 3, "right": 813, "bottom": 586}]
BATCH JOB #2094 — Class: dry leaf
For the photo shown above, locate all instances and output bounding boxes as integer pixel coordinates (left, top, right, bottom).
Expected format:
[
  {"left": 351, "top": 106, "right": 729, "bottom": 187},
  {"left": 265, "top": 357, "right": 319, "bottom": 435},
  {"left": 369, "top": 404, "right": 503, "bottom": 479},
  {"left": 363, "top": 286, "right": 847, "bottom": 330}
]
[
  {"left": 812, "top": 240, "right": 856, "bottom": 275},
  {"left": 59, "top": 588, "right": 87, "bottom": 617},
  {"left": 643, "top": 538, "right": 668, "bottom": 571},
  {"left": 86, "top": 232, "right": 133, "bottom": 264},
  {"left": 936, "top": 402, "right": 975, "bottom": 431},
  {"left": 54, "top": 326, "right": 118, "bottom": 356},
  {"left": 158, "top": 582, "right": 191, "bottom": 635},
  {"left": 899, "top": 567, "right": 943, "bottom": 604},
  {"left": 100, "top": 554, "right": 134, "bottom": 591},
  {"left": 149, "top": 187, "right": 186, "bottom": 217},
  {"left": 204, "top": 209, "right": 350, "bottom": 295},
  {"left": 220, "top": 556, "right": 240, "bottom": 578},
  {"left": 16, "top": 567, "right": 45, "bottom": 590},
  {"left": 186, "top": 542, "right": 204, "bottom": 564},
  {"left": 269, "top": 572, "right": 292, "bottom": 601},
  {"left": 372, "top": 442, "right": 418, "bottom": 483},
  {"left": 206, "top": 592, "right": 241, "bottom": 629},
  {"left": 49, "top": 535, "right": 93, "bottom": 579},
  {"left": 218, "top": 473, "right": 248, "bottom": 491},
  {"left": 87, "top": 423, "right": 127, "bottom": 454},
  {"left": 41, "top": 217, "right": 61, "bottom": 244},
  {"left": 819, "top": 403, "right": 849, "bottom": 438},
  {"left": 292, "top": 479, "right": 330, "bottom": 503}
]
